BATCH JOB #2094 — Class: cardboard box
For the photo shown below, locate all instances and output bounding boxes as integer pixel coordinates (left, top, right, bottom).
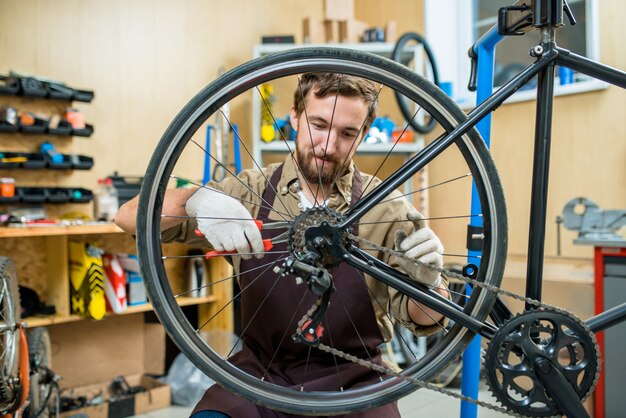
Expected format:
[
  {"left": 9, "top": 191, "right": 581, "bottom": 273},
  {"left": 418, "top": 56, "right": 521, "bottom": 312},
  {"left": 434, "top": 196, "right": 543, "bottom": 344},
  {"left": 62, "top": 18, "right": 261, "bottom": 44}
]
[
  {"left": 338, "top": 19, "right": 369, "bottom": 43},
  {"left": 324, "top": 0, "right": 354, "bottom": 20},
  {"left": 117, "top": 254, "right": 147, "bottom": 306},
  {"left": 302, "top": 17, "right": 325, "bottom": 44},
  {"left": 60, "top": 374, "right": 170, "bottom": 418}
]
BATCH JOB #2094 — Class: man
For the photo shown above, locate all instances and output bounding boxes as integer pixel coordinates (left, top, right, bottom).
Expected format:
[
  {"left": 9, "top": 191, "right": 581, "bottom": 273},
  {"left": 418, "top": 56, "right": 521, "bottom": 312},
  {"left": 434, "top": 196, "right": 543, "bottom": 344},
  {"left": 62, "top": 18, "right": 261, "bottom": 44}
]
[{"left": 116, "top": 73, "right": 448, "bottom": 418}]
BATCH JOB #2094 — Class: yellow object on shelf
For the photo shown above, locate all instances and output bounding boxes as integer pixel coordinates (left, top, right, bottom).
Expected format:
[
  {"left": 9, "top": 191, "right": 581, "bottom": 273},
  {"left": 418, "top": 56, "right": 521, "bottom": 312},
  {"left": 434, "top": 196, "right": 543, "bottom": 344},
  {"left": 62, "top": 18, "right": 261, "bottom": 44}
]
[
  {"left": 259, "top": 83, "right": 275, "bottom": 142},
  {"left": 68, "top": 241, "right": 106, "bottom": 320}
]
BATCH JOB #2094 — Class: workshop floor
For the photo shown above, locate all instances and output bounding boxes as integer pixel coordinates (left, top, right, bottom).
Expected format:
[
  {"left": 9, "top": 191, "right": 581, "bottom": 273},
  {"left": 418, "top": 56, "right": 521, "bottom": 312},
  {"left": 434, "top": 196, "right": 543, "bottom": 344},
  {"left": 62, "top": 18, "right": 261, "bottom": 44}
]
[{"left": 131, "top": 385, "right": 511, "bottom": 417}]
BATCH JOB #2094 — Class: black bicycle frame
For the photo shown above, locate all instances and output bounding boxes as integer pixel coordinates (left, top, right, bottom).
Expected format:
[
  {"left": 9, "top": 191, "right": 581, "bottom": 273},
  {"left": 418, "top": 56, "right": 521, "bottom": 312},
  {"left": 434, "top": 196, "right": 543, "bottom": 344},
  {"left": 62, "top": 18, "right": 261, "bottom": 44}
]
[{"left": 338, "top": 24, "right": 626, "bottom": 337}]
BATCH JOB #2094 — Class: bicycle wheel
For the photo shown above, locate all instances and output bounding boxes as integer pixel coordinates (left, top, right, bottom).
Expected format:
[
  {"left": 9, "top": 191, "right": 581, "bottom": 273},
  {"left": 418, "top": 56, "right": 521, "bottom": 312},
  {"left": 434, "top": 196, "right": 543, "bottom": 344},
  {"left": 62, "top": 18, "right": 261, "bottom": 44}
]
[
  {"left": 0, "top": 256, "right": 21, "bottom": 412},
  {"left": 137, "top": 47, "right": 507, "bottom": 415},
  {"left": 25, "top": 327, "right": 55, "bottom": 418},
  {"left": 392, "top": 32, "right": 440, "bottom": 134}
]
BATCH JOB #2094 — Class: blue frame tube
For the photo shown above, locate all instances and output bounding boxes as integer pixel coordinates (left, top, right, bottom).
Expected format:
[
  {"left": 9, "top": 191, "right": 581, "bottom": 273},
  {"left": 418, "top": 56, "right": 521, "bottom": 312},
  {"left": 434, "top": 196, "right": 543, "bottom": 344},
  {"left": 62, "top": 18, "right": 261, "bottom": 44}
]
[{"left": 461, "top": 25, "right": 502, "bottom": 418}]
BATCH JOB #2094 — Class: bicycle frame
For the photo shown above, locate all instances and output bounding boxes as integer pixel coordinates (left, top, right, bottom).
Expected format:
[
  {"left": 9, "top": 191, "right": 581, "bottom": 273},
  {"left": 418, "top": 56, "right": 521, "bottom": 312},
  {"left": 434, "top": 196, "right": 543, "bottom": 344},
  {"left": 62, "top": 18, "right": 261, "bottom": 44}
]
[{"left": 336, "top": 4, "right": 626, "bottom": 339}]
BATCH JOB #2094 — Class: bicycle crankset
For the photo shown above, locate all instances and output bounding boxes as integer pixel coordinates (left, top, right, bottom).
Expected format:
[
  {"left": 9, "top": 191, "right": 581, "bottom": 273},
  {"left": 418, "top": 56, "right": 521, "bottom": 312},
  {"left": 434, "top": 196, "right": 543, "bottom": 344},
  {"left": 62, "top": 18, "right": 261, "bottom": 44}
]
[{"left": 484, "top": 308, "right": 600, "bottom": 417}]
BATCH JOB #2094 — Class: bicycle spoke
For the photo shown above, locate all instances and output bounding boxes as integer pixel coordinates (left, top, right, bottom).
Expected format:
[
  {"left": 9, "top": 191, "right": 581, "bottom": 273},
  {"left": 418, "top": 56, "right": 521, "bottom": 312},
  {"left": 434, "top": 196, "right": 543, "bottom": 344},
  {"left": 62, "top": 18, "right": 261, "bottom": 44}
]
[
  {"left": 261, "top": 291, "right": 309, "bottom": 381},
  {"left": 352, "top": 266, "right": 422, "bottom": 365},
  {"left": 195, "top": 258, "right": 285, "bottom": 333},
  {"left": 333, "top": 287, "right": 384, "bottom": 381},
  {"left": 300, "top": 345, "right": 314, "bottom": 391},
  {"left": 226, "top": 273, "right": 283, "bottom": 358},
  {"left": 255, "top": 85, "right": 319, "bottom": 206},
  {"left": 188, "top": 142, "right": 293, "bottom": 222},
  {"left": 407, "top": 298, "right": 449, "bottom": 336},
  {"left": 296, "top": 76, "right": 322, "bottom": 207},
  {"left": 379, "top": 173, "right": 472, "bottom": 204},
  {"left": 357, "top": 214, "right": 482, "bottom": 226},
  {"left": 174, "top": 258, "right": 283, "bottom": 298},
  {"left": 327, "top": 84, "right": 384, "bottom": 197},
  {"left": 170, "top": 174, "right": 293, "bottom": 220},
  {"left": 314, "top": 78, "right": 341, "bottom": 204},
  {"left": 218, "top": 108, "right": 296, "bottom": 219},
  {"left": 162, "top": 251, "right": 289, "bottom": 260},
  {"left": 443, "top": 253, "right": 482, "bottom": 259},
  {"left": 323, "top": 314, "right": 344, "bottom": 391},
  {"left": 357, "top": 107, "right": 421, "bottom": 203}
]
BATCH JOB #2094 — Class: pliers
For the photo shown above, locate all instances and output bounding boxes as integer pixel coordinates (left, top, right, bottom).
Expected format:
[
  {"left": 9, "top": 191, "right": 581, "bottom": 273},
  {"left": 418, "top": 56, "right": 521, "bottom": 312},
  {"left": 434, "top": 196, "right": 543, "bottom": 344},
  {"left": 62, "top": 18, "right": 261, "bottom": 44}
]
[{"left": 194, "top": 220, "right": 290, "bottom": 259}]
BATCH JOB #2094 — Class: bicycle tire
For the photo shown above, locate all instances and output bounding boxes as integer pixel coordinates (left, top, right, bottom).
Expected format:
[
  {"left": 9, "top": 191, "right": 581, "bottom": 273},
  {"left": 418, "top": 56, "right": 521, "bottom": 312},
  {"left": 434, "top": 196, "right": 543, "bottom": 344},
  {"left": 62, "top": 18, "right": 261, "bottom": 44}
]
[
  {"left": 392, "top": 32, "right": 440, "bottom": 134},
  {"left": 25, "top": 327, "right": 53, "bottom": 418},
  {"left": 0, "top": 256, "right": 21, "bottom": 412},
  {"left": 137, "top": 47, "right": 507, "bottom": 415}
]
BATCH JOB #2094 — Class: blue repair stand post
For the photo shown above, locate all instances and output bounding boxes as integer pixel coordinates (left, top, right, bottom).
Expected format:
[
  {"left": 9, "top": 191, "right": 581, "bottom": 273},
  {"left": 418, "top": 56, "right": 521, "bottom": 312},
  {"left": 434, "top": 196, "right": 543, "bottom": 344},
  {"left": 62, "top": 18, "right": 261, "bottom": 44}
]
[
  {"left": 460, "top": 26, "right": 502, "bottom": 418},
  {"left": 203, "top": 123, "right": 242, "bottom": 185}
]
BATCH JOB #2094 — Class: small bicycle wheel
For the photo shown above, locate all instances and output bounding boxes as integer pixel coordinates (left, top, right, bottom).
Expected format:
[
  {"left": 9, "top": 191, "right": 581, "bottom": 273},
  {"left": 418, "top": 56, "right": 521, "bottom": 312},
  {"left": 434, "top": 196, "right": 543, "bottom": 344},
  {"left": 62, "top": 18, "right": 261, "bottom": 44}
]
[
  {"left": 137, "top": 47, "right": 507, "bottom": 415},
  {"left": 392, "top": 32, "right": 440, "bottom": 134},
  {"left": 0, "top": 256, "right": 21, "bottom": 412},
  {"left": 25, "top": 327, "right": 56, "bottom": 418}
]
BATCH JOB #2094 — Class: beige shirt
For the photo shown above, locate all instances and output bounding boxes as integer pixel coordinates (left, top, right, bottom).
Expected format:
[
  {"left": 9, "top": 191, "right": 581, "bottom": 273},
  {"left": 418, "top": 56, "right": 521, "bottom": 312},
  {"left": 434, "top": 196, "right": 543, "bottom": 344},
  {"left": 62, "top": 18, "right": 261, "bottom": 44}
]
[{"left": 162, "top": 154, "right": 446, "bottom": 340}]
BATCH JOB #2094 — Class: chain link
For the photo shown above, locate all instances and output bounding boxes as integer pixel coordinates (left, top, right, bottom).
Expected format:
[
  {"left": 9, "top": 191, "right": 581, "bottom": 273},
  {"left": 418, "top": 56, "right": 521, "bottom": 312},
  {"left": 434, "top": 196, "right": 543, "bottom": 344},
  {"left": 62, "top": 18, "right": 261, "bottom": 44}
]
[{"left": 293, "top": 233, "right": 600, "bottom": 417}]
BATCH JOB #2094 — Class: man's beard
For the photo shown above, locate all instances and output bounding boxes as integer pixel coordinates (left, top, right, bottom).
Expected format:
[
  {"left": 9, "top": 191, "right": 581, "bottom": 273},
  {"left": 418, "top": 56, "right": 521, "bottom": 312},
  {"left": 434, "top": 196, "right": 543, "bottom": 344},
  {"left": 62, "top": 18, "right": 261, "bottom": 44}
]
[{"left": 295, "top": 144, "right": 343, "bottom": 185}]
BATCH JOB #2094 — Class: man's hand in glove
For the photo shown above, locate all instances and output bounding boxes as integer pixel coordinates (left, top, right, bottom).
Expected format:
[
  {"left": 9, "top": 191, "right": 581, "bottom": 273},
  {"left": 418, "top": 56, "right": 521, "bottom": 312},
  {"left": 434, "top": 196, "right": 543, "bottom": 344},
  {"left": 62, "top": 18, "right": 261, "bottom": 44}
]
[
  {"left": 185, "top": 187, "right": 264, "bottom": 259},
  {"left": 394, "top": 211, "right": 444, "bottom": 288}
]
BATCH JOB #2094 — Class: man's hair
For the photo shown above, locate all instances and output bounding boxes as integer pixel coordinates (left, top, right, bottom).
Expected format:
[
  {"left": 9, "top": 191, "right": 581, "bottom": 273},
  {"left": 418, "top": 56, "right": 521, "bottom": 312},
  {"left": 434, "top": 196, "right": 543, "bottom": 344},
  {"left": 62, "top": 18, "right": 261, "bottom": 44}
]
[{"left": 293, "top": 72, "right": 378, "bottom": 132}]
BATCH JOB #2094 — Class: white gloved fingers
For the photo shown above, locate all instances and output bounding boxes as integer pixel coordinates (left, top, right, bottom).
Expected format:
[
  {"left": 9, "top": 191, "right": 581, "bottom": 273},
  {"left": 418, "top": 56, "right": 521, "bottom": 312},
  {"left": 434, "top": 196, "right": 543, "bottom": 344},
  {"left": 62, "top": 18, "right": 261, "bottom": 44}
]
[
  {"left": 399, "top": 227, "right": 436, "bottom": 251},
  {"left": 404, "top": 239, "right": 440, "bottom": 260},
  {"left": 231, "top": 229, "right": 253, "bottom": 260},
  {"left": 406, "top": 210, "right": 426, "bottom": 229},
  {"left": 416, "top": 251, "right": 443, "bottom": 268},
  {"left": 220, "top": 235, "right": 237, "bottom": 253},
  {"left": 243, "top": 223, "right": 265, "bottom": 258},
  {"left": 211, "top": 240, "right": 225, "bottom": 252},
  {"left": 394, "top": 230, "right": 408, "bottom": 250}
]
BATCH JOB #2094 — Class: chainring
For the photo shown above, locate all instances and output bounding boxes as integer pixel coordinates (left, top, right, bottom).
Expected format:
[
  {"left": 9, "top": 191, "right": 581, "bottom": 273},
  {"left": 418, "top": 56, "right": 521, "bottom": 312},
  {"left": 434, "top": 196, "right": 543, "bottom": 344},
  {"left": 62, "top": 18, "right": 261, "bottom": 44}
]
[{"left": 484, "top": 308, "right": 600, "bottom": 417}]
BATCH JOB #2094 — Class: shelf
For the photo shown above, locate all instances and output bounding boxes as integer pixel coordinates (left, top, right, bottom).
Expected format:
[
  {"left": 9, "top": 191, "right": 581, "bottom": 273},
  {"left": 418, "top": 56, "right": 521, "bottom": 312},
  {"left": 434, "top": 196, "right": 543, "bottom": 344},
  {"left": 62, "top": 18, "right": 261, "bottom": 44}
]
[
  {"left": 0, "top": 186, "right": 93, "bottom": 204},
  {"left": 0, "top": 222, "right": 125, "bottom": 238},
  {"left": 0, "top": 74, "right": 94, "bottom": 102},
  {"left": 0, "top": 152, "right": 93, "bottom": 170},
  {"left": 258, "top": 140, "right": 423, "bottom": 155},
  {"left": 23, "top": 295, "right": 219, "bottom": 328},
  {"left": 0, "top": 122, "right": 94, "bottom": 137}
]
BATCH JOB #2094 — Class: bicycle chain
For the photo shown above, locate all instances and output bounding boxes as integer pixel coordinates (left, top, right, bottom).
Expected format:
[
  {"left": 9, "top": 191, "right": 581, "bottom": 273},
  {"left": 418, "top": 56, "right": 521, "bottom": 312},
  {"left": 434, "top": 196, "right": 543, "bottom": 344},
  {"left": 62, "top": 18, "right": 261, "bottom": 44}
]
[{"left": 293, "top": 233, "right": 600, "bottom": 418}]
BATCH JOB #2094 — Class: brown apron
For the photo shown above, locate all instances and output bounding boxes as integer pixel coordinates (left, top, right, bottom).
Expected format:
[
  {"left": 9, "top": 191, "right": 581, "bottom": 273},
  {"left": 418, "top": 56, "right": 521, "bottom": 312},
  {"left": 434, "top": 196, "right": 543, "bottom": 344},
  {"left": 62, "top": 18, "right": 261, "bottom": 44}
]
[{"left": 193, "top": 165, "right": 400, "bottom": 418}]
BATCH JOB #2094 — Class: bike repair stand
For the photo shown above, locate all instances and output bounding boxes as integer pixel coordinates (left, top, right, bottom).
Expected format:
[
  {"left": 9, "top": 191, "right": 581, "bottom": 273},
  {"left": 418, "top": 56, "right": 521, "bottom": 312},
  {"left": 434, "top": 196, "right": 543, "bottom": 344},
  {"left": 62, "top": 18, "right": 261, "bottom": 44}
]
[{"left": 461, "top": 23, "right": 502, "bottom": 418}]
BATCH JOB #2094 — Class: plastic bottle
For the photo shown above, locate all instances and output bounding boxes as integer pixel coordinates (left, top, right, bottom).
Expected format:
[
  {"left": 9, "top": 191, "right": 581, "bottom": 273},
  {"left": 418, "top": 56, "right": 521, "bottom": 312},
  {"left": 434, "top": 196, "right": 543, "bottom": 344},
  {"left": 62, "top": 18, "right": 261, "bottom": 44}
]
[{"left": 94, "top": 178, "right": 119, "bottom": 222}]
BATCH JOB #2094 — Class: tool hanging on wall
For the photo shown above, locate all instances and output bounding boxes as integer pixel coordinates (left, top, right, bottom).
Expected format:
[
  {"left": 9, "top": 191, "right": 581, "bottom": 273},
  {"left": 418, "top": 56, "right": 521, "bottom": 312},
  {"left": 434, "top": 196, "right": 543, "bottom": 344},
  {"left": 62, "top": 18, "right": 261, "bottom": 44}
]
[{"left": 203, "top": 69, "right": 242, "bottom": 185}]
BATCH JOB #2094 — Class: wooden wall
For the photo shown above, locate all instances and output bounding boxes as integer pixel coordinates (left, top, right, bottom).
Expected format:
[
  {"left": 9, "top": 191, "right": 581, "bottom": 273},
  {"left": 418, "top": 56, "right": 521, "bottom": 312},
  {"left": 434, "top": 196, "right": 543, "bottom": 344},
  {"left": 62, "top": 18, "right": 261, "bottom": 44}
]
[
  {"left": 0, "top": 0, "right": 424, "bottom": 192},
  {"left": 2, "top": 0, "right": 622, "bottom": 262}
]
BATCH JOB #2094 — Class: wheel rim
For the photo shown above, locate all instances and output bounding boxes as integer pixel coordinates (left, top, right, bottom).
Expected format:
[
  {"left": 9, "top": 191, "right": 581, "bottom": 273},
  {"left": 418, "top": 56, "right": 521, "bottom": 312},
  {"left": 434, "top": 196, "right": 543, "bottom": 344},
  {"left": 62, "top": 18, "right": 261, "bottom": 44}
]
[
  {"left": 0, "top": 257, "right": 20, "bottom": 409},
  {"left": 137, "top": 48, "right": 507, "bottom": 414}
]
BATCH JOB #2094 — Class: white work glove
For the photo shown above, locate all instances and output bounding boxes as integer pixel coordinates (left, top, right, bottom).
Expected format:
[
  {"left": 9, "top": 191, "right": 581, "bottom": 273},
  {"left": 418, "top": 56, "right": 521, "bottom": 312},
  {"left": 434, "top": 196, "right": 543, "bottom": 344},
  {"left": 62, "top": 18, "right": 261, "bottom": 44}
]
[
  {"left": 185, "top": 187, "right": 264, "bottom": 259},
  {"left": 394, "top": 211, "right": 443, "bottom": 287}
]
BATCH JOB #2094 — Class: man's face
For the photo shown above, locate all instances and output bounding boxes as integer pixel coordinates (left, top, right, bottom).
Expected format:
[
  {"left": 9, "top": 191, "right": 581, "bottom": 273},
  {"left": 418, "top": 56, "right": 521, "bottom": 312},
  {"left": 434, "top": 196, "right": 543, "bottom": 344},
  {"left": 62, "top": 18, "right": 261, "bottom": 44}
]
[{"left": 290, "top": 90, "right": 370, "bottom": 185}]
